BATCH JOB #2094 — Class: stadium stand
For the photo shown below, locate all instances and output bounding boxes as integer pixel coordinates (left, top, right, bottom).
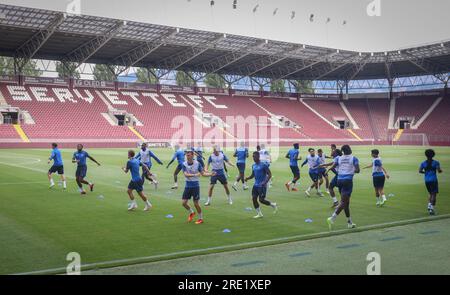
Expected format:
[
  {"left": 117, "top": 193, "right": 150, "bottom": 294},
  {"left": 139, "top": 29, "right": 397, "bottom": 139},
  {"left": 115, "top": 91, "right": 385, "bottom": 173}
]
[
  {"left": 410, "top": 95, "right": 450, "bottom": 138},
  {"left": 0, "top": 84, "right": 137, "bottom": 141},
  {"left": 394, "top": 94, "right": 441, "bottom": 128},
  {"left": 0, "top": 81, "right": 448, "bottom": 147},
  {"left": 366, "top": 99, "right": 391, "bottom": 142},
  {"left": 0, "top": 125, "right": 20, "bottom": 141},
  {"left": 343, "top": 100, "right": 375, "bottom": 140}
]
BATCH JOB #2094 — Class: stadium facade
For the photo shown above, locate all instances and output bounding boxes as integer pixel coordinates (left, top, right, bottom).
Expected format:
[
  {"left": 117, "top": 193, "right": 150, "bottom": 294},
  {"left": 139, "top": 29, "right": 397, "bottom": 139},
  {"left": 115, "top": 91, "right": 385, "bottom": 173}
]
[{"left": 0, "top": 4, "right": 449, "bottom": 148}]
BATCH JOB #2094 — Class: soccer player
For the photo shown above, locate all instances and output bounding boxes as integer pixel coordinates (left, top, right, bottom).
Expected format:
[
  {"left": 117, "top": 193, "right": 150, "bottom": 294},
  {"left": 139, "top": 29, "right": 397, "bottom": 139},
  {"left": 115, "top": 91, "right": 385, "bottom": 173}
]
[
  {"left": 419, "top": 149, "right": 443, "bottom": 215},
  {"left": 135, "top": 143, "right": 163, "bottom": 189},
  {"left": 301, "top": 148, "right": 323, "bottom": 197},
  {"left": 329, "top": 144, "right": 337, "bottom": 157},
  {"left": 122, "top": 150, "right": 152, "bottom": 211},
  {"left": 245, "top": 151, "right": 278, "bottom": 218},
  {"left": 363, "top": 149, "right": 390, "bottom": 207},
  {"left": 181, "top": 150, "right": 214, "bottom": 224},
  {"left": 48, "top": 143, "right": 66, "bottom": 190},
  {"left": 317, "top": 149, "right": 330, "bottom": 194},
  {"left": 257, "top": 144, "right": 273, "bottom": 187},
  {"left": 194, "top": 142, "right": 206, "bottom": 168},
  {"left": 205, "top": 146, "right": 235, "bottom": 206},
  {"left": 232, "top": 142, "right": 249, "bottom": 191},
  {"left": 326, "top": 145, "right": 359, "bottom": 230},
  {"left": 285, "top": 143, "right": 301, "bottom": 191},
  {"left": 221, "top": 151, "right": 230, "bottom": 178},
  {"left": 72, "top": 144, "right": 100, "bottom": 195},
  {"left": 166, "top": 144, "right": 185, "bottom": 189},
  {"left": 319, "top": 148, "right": 342, "bottom": 208}
]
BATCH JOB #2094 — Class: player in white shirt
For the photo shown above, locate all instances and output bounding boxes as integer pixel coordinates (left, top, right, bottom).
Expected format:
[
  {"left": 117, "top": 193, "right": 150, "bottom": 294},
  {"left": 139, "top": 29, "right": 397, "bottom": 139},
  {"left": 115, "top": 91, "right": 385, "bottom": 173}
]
[
  {"left": 205, "top": 146, "right": 235, "bottom": 206},
  {"left": 325, "top": 145, "right": 360, "bottom": 230},
  {"left": 363, "top": 149, "right": 390, "bottom": 207},
  {"left": 257, "top": 144, "right": 273, "bottom": 188},
  {"left": 317, "top": 149, "right": 329, "bottom": 194},
  {"left": 135, "top": 143, "right": 163, "bottom": 189},
  {"left": 301, "top": 148, "right": 324, "bottom": 197}
]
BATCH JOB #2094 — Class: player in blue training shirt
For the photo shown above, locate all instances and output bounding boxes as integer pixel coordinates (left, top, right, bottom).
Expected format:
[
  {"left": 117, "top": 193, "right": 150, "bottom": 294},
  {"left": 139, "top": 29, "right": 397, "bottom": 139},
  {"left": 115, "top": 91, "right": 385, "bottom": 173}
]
[
  {"left": 166, "top": 144, "right": 186, "bottom": 189},
  {"left": 135, "top": 143, "right": 163, "bottom": 189},
  {"left": 301, "top": 148, "right": 324, "bottom": 197},
  {"left": 419, "top": 149, "right": 443, "bottom": 215},
  {"left": 325, "top": 145, "right": 359, "bottom": 230},
  {"left": 48, "top": 143, "right": 66, "bottom": 190},
  {"left": 319, "top": 148, "right": 342, "bottom": 208},
  {"left": 245, "top": 151, "right": 278, "bottom": 218},
  {"left": 285, "top": 143, "right": 301, "bottom": 192},
  {"left": 232, "top": 142, "right": 249, "bottom": 191},
  {"left": 256, "top": 144, "right": 273, "bottom": 187},
  {"left": 72, "top": 144, "right": 101, "bottom": 195},
  {"left": 122, "top": 150, "right": 152, "bottom": 212},
  {"left": 205, "top": 146, "right": 235, "bottom": 206},
  {"left": 181, "top": 150, "right": 214, "bottom": 224},
  {"left": 363, "top": 149, "right": 390, "bottom": 207}
]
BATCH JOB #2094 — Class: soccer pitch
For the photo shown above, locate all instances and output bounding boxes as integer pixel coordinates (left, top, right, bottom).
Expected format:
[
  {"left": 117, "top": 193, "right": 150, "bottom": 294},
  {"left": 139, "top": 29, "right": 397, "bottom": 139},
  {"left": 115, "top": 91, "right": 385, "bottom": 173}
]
[{"left": 0, "top": 146, "right": 448, "bottom": 275}]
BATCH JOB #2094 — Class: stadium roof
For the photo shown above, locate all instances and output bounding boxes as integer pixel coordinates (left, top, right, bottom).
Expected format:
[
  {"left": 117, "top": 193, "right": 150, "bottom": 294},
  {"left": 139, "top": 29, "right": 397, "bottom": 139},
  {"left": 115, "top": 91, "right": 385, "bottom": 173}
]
[{"left": 0, "top": 3, "right": 449, "bottom": 82}]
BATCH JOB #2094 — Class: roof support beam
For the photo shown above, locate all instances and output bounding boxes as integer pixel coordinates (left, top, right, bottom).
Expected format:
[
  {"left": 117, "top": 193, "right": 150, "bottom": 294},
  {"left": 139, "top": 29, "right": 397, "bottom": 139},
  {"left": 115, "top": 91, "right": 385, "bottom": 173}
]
[
  {"left": 384, "top": 55, "right": 393, "bottom": 81},
  {"left": 307, "top": 54, "right": 363, "bottom": 81},
  {"left": 195, "top": 40, "right": 267, "bottom": 74},
  {"left": 342, "top": 55, "right": 370, "bottom": 81},
  {"left": 61, "top": 20, "right": 126, "bottom": 69},
  {"left": 155, "top": 34, "right": 226, "bottom": 79},
  {"left": 265, "top": 51, "right": 338, "bottom": 81},
  {"left": 251, "top": 77, "right": 271, "bottom": 90},
  {"left": 14, "top": 13, "right": 66, "bottom": 73},
  {"left": 111, "top": 28, "right": 179, "bottom": 76},
  {"left": 221, "top": 45, "right": 305, "bottom": 78},
  {"left": 403, "top": 52, "right": 449, "bottom": 82}
]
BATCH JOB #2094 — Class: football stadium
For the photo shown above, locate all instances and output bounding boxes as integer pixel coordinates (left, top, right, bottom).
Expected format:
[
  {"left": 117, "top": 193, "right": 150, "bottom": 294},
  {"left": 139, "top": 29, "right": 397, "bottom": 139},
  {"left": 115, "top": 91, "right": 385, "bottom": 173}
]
[{"left": 0, "top": 0, "right": 449, "bottom": 278}]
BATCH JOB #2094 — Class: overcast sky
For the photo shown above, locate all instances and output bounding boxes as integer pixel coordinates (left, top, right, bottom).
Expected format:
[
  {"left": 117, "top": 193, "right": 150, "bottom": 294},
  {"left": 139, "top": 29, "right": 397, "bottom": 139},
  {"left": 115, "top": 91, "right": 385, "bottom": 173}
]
[{"left": 2, "top": 0, "right": 449, "bottom": 52}]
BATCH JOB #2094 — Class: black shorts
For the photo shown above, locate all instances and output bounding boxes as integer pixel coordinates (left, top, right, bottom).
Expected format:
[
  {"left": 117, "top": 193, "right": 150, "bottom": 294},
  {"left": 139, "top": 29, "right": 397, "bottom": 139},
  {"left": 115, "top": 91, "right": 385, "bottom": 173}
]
[
  {"left": 75, "top": 165, "right": 87, "bottom": 178},
  {"left": 252, "top": 186, "right": 267, "bottom": 199},
  {"left": 330, "top": 175, "right": 338, "bottom": 189},
  {"left": 373, "top": 175, "right": 386, "bottom": 189},
  {"left": 49, "top": 165, "right": 64, "bottom": 175},
  {"left": 182, "top": 186, "right": 200, "bottom": 201},
  {"left": 425, "top": 181, "right": 439, "bottom": 194},
  {"left": 338, "top": 179, "right": 353, "bottom": 197},
  {"left": 128, "top": 180, "right": 143, "bottom": 192},
  {"left": 290, "top": 165, "right": 300, "bottom": 178},
  {"left": 211, "top": 174, "right": 227, "bottom": 185},
  {"left": 318, "top": 169, "right": 327, "bottom": 179},
  {"left": 309, "top": 172, "right": 319, "bottom": 182},
  {"left": 237, "top": 163, "right": 246, "bottom": 174}
]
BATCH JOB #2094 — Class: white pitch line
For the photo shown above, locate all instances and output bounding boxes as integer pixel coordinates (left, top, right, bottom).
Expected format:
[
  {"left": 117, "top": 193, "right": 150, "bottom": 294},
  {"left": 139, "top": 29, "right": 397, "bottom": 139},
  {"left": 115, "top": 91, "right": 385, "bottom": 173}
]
[{"left": 12, "top": 214, "right": 450, "bottom": 275}]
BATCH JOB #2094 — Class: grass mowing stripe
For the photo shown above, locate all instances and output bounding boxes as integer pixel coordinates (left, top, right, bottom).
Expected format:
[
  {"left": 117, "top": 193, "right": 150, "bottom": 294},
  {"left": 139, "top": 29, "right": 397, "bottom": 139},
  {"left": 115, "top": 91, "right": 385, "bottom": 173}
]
[
  {"left": 13, "top": 214, "right": 450, "bottom": 275},
  {"left": 288, "top": 252, "right": 312, "bottom": 257},
  {"left": 419, "top": 230, "right": 440, "bottom": 235},
  {"left": 336, "top": 243, "right": 361, "bottom": 249},
  {"left": 231, "top": 261, "right": 265, "bottom": 267},
  {"left": 379, "top": 236, "right": 405, "bottom": 242}
]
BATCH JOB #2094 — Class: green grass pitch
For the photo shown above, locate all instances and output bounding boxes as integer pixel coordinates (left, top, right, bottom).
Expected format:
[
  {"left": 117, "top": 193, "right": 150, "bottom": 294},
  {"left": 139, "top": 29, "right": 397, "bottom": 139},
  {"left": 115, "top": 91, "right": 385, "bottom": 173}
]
[{"left": 0, "top": 146, "right": 448, "bottom": 274}]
